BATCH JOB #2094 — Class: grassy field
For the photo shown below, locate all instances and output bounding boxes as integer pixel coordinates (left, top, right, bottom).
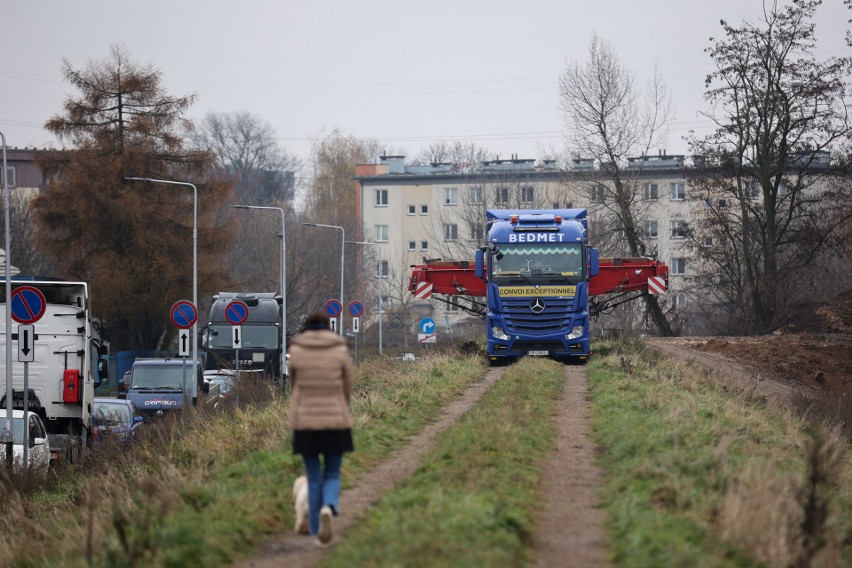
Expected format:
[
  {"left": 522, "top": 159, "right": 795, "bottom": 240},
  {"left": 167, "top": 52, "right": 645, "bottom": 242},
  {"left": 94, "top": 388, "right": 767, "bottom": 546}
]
[
  {"left": 589, "top": 338, "right": 852, "bottom": 568},
  {"left": 1, "top": 338, "right": 850, "bottom": 567}
]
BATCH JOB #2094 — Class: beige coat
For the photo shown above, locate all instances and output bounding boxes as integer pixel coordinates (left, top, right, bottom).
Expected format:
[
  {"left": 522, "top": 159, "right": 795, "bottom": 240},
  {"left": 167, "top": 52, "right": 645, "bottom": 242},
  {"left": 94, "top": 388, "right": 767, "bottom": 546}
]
[{"left": 288, "top": 329, "right": 353, "bottom": 431}]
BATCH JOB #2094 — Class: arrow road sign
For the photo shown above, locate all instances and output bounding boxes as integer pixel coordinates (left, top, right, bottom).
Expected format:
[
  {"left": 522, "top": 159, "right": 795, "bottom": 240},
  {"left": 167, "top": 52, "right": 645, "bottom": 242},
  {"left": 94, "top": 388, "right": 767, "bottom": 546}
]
[
  {"left": 18, "top": 324, "right": 34, "bottom": 362},
  {"left": 178, "top": 329, "right": 190, "bottom": 357},
  {"left": 232, "top": 325, "right": 242, "bottom": 349},
  {"left": 226, "top": 300, "right": 249, "bottom": 325},
  {"left": 352, "top": 316, "right": 360, "bottom": 333},
  {"left": 170, "top": 300, "right": 198, "bottom": 329},
  {"left": 10, "top": 286, "right": 46, "bottom": 325},
  {"left": 419, "top": 317, "right": 436, "bottom": 333}
]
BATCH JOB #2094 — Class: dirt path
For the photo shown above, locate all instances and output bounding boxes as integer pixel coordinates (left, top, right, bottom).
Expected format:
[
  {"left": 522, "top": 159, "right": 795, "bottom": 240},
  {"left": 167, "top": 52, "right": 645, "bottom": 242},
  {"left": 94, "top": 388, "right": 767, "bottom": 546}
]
[
  {"left": 645, "top": 337, "right": 802, "bottom": 404},
  {"left": 535, "top": 364, "right": 609, "bottom": 568},
  {"left": 235, "top": 366, "right": 508, "bottom": 568}
]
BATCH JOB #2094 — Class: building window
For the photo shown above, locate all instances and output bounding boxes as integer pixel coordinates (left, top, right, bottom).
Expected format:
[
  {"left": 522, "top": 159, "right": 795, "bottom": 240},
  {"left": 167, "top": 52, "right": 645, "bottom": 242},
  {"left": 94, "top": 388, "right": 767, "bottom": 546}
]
[
  {"left": 521, "top": 186, "right": 534, "bottom": 203},
  {"left": 444, "top": 224, "right": 458, "bottom": 241},
  {"left": 446, "top": 296, "right": 460, "bottom": 312},
  {"left": 377, "top": 260, "right": 390, "bottom": 278},
  {"left": 375, "top": 225, "right": 389, "bottom": 242},
  {"left": 670, "top": 257, "right": 686, "bottom": 275},
  {"left": 496, "top": 187, "right": 510, "bottom": 204},
  {"left": 703, "top": 236, "right": 714, "bottom": 247},
  {"left": 408, "top": 240, "right": 416, "bottom": 251},
  {"left": 670, "top": 219, "right": 687, "bottom": 239},
  {"left": 615, "top": 227, "right": 627, "bottom": 240},
  {"left": 718, "top": 199, "right": 727, "bottom": 208},
  {"left": 589, "top": 183, "right": 605, "bottom": 203},
  {"left": 444, "top": 187, "right": 458, "bottom": 205},
  {"left": 375, "top": 189, "right": 388, "bottom": 206},
  {"left": 672, "top": 293, "right": 687, "bottom": 309},
  {"left": 420, "top": 240, "right": 429, "bottom": 251},
  {"left": 745, "top": 181, "right": 760, "bottom": 200},
  {"left": 5, "top": 166, "right": 16, "bottom": 188},
  {"left": 565, "top": 201, "right": 574, "bottom": 209},
  {"left": 420, "top": 204, "right": 429, "bottom": 215},
  {"left": 470, "top": 224, "right": 484, "bottom": 241},
  {"left": 646, "top": 220, "right": 658, "bottom": 239},
  {"left": 644, "top": 183, "right": 658, "bottom": 200},
  {"left": 407, "top": 204, "right": 416, "bottom": 215},
  {"left": 468, "top": 186, "right": 482, "bottom": 204},
  {"left": 670, "top": 182, "right": 685, "bottom": 200}
]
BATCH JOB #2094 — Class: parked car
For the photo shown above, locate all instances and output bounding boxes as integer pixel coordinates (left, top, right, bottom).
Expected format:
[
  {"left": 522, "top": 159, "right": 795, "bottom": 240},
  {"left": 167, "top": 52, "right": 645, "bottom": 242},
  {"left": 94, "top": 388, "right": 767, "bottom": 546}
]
[
  {"left": 0, "top": 409, "right": 51, "bottom": 473},
  {"left": 116, "top": 370, "right": 131, "bottom": 399},
  {"left": 204, "top": 370, "right": 234, "bottom": 397},
  {"left": 92, "top": 398, "right": 143, "bottom": 443}
]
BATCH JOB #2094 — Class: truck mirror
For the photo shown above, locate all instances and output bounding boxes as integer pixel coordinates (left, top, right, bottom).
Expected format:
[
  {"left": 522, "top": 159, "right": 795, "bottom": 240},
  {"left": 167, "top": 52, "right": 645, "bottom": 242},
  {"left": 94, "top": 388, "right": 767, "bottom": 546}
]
[
  {"left": 589, "top": 248, "right": 600, "bottom": 277},
  {"left": 475, "top": 248, "right": 485, "bottom": 279},
  {"left": 98, "top": 357, "right": 110, "bottom": 380}
]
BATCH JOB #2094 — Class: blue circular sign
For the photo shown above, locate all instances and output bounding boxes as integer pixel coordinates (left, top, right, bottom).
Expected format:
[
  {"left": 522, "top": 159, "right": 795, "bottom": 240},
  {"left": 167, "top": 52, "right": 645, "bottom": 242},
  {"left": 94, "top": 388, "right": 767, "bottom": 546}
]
[
  {"left": 225, "top": 300, "right": 249, "bottom": 325},
  {"left": 348, "top": 301, "right": 364, "bottom": 317},
  {"left": 325, "top": 299, "right": 342, "bottom": 318},
  {"left": 170, "top": 300, "right": 198, "bottom": 329},
  {"left": 10, "top": 286, "right": 46, "bottom": 324}
]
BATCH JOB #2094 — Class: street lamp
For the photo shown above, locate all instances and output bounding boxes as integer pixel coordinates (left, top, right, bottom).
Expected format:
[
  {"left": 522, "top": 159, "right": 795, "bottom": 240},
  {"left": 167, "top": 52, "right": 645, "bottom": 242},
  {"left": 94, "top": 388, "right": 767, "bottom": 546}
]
[
  {"left": 347, "top": 240, "right": 383, "bottom": 354},
  {"left": 125, "top": 177, "right": 198, "bottom": 381},
  {"left": 232, "top": 205, "right": 287, "bottom": 378},
  {"left": 302, "top": 223, "right": 344, "bottom": 334},
  {"left": 1, "top": 131, "right": 13, "bottom": 463}
]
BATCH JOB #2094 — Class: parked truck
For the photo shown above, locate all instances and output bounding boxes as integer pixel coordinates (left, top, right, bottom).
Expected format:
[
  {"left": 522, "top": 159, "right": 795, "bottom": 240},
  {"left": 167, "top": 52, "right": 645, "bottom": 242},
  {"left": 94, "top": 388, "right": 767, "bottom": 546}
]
[
  {"left": 121, "top": 358, "right": 205, "bottom": 418},
  {"left": 0, "top": 280, "right": 108, "bottom": 463},
  {"left": 408, "top": 209, "right": 669, "bottom": 366},
  {"left": 203, "top": 292, "right": 283, "bottom": 378}
]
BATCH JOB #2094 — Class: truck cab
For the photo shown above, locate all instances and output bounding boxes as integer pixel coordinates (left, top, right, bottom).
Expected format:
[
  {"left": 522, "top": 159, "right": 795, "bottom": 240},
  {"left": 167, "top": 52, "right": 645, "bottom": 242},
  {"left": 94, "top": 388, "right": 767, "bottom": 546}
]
[
  {"left": 476, "top": 209, "right": 599, "bottom": 366},
  {"left": 125, "top": 358, "right": 204, "bottom": 418}
]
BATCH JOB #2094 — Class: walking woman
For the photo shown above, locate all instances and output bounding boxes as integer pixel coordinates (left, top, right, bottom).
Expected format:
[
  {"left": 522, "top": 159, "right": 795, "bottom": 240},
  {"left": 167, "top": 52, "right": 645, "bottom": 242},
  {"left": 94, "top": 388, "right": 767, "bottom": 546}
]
[{"left": 288, "top": 311, "right": 354, "bottom": 544}]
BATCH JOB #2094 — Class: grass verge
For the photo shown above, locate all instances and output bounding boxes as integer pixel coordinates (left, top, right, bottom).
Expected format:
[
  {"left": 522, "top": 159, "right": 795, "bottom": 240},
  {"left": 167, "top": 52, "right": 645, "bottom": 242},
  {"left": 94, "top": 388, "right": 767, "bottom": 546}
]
[
  {"left": 0, "top": 350, "right": 485, "bottom": 568},
  {"left": 319, "top": 356, "right": 565, "bottom": 568},
  {"left": 589, "top": 337, "right": 852, "bottom": 568}
]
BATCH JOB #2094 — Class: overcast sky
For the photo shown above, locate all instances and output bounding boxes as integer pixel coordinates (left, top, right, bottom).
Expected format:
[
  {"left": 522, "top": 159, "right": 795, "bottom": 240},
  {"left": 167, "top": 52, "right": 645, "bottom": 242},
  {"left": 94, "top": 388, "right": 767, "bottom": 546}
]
[{"left": 2, "top": 1, "right": 849, "bottom": 165}]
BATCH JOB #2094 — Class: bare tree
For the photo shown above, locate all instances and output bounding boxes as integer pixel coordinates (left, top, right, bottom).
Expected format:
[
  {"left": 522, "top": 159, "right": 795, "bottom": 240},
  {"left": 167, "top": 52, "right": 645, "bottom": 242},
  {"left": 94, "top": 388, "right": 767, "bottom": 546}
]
[
  {"left": 413, "top": 141, "right": 495, "bottom": 169},
  {"left": 559, "top": 33, "right": 675, "bottom": 336},
  {"left": 687, "top": 0, "right": 852, "bottom": 333}
]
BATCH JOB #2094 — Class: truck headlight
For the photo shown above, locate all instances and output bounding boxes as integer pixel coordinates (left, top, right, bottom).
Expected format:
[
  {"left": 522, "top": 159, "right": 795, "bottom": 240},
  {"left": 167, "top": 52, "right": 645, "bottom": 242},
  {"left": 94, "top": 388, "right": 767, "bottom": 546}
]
[
  {"left": 566, "top": 326, "right": 584, "bottom": 340},
  {"left": 491, "top": 326, "right": 509, "bottom": 341}
]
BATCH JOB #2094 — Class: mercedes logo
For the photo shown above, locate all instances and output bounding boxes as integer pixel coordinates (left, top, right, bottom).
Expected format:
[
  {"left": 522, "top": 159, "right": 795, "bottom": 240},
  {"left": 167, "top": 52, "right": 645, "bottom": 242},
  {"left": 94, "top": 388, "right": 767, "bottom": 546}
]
[{"left": 529, "top": 297, "right": 546, "bottom": 314}]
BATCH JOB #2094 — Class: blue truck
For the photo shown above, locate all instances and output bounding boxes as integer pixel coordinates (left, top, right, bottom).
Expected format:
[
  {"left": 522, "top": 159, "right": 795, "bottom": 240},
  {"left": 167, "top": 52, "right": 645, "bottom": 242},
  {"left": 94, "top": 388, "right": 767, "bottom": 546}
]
[
  {"left": 409, "top": 209, "right": 669, "bottom": 366},
  {"left": 122, "top": 358, "right": 205, "bottom": 418}
]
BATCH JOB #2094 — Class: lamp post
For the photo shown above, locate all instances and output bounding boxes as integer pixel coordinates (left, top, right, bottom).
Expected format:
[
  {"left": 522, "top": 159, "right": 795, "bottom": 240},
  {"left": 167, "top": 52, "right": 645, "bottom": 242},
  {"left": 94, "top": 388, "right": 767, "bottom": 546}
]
[
  {"left": 1, "top": 131, "right": 13, "bottom": 465},
  {"left": 232, "top": 205, "right": 287, "bottom": 378},
  {"left": 303, "top": 223, "right": 344, "bottom": 334},
  {"left": 125, "top": 177, "right": 198, "bottom": 381},
  {"left": 347, "top": 240, "right": 383, "bottom": 354}
]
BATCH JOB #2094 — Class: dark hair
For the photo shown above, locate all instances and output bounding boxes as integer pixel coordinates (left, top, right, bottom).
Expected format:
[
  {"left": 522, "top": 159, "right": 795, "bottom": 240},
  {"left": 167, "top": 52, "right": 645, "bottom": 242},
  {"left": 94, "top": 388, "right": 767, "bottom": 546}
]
[{"left": 301, "top": 310, "right": 330, "bottom": 331}]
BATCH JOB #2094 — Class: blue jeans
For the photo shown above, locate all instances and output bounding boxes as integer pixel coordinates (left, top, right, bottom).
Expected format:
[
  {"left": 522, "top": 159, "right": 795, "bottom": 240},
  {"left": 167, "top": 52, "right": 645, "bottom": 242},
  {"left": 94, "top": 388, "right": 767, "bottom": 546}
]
[{"left": 302, "top": 453, "right": 343, "bottom": 535}]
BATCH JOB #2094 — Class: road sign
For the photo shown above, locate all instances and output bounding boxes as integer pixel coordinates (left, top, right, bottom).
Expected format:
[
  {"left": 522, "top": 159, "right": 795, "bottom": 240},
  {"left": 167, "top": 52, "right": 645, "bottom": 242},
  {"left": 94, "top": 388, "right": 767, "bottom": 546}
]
[
  {"left": 232, "top": 325, "right": 242, "bottom": 349},
  {"left": 418, "top": 332, "right": 436, "bottom": 344},
  {"left": 419, "top": 317, "right": 436, "bottom": 334},
  {"left": 17, "top": 324, "right": 34, "bottom": 362},
  {"left": 10, "top": 286, "right": 46, "bottom": 325},
  {"left": 348, "top": 301, "right": 364, "bottom": 317},
  {"left": 170, "top": 300, "right": 198, "bottom": 329},
  {"left": 325, "top": 299, "right": 342, "bottom": 318},
  {"left": 330, "top": 318, "right": 338, "bottom": 333},
  {"left": 225, "top": 300, "right": 249, "bottom": 325},
  {"left": 353, "top": 316, "right": 360, "bottom": 333},
  {"left": 178, "top": 329, "right": 191, "bottom": 357}
]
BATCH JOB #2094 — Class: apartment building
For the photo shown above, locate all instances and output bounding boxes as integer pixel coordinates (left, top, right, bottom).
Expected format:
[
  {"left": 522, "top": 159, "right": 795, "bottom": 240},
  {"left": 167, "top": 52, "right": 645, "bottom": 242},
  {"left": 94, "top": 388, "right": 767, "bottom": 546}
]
[{"left": 355, "top": 154, "right": 698, "bottom": 335}]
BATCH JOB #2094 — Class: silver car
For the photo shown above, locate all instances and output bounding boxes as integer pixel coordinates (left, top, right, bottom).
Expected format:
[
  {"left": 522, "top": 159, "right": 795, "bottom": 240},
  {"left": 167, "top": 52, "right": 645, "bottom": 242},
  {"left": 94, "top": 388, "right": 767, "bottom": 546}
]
[{"left": 0, "top": 409, "right": 51, "bottom": 474}]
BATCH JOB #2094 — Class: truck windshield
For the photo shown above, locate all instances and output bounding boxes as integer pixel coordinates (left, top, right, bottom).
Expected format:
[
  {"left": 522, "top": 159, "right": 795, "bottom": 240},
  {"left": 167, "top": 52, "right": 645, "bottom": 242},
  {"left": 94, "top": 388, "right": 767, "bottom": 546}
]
[
  {"left": 492, "top": 243, "right": 583, "bottom": 282},
  {"left": 207, "top": 325, "right": 278, "bottom": 349},
  {"left": 131, "top": 366, "right": 194, "bottom": 390}
]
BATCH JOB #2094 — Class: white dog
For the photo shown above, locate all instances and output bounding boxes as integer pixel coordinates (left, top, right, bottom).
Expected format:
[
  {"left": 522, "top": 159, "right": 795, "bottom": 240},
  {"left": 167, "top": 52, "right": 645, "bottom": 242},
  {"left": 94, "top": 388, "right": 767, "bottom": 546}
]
[{"left": 293, "top": 475, "right": 310, "bottom": 534}]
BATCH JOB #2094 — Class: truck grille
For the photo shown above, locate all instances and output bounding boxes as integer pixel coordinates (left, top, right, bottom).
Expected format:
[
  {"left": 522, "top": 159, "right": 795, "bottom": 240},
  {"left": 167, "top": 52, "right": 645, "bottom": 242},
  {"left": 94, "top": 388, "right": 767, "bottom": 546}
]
[{"left": 502, "top": 297, "right": 574, "bottom": 335}]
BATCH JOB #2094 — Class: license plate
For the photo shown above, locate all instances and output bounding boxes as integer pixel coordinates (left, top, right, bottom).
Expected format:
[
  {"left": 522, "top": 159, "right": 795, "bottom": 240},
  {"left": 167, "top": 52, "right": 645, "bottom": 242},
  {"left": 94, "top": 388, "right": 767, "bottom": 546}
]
[{"left": 527, "top": 350, "right": 549, "bottom": 356}]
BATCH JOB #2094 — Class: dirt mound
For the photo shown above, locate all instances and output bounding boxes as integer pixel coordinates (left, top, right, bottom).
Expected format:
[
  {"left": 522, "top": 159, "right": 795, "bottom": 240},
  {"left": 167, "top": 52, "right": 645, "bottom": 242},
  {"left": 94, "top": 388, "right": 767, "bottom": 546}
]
[{"left": 774, "top": 289, "right": 852, "bottom": 334}]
